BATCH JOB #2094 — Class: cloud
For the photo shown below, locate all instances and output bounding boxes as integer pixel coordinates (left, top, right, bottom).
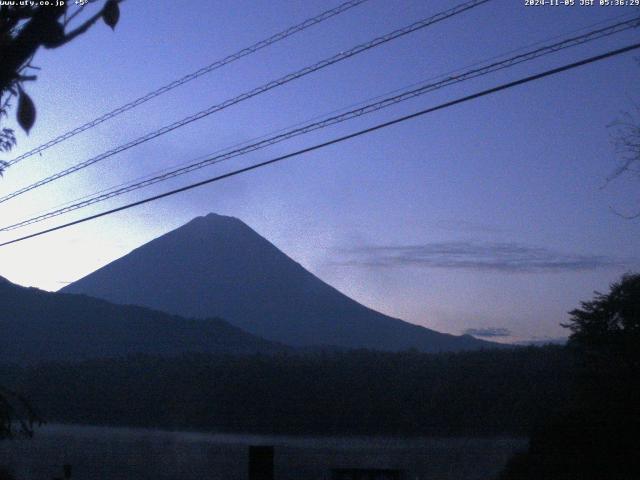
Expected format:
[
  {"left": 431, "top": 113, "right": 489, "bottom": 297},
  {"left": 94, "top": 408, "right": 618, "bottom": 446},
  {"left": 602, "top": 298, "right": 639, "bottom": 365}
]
[
  {"left": 334, "top": 241, "right": 621, "bottom": 273},
  {"left": 463, "top": 327, "right": 512, "bottom": 338}
]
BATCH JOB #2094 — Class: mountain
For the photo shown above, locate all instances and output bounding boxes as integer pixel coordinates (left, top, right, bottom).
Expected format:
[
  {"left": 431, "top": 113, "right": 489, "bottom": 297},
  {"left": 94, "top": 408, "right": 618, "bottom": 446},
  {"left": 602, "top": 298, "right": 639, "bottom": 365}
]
[
  {"left": 62, "top": 213, "right": 498, "bottom": 352},
  {"left": 0, "top": 275, "right": 286, "bottom": 364}
]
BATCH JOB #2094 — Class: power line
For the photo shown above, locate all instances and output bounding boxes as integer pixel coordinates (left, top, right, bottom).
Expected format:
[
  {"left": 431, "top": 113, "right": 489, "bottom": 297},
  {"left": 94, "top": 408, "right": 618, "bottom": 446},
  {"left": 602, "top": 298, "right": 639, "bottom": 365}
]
[
  {"left": 3, "top": 16, "right": 638, "bottom": 232},
  {"left": 5, "top": 0, "right": 371, "bottom": 167},
  {"left": 0, "top": 0, "right": 491, "bottom": 205},
  {"left": 26, "top": 10, "right": 637, "bottom": 220},
  {"left": 38, "top": 5, "right": 634, "bottom": 222},
  {"left": 1, "top": 41, "right": 638, "bottom": 248}
]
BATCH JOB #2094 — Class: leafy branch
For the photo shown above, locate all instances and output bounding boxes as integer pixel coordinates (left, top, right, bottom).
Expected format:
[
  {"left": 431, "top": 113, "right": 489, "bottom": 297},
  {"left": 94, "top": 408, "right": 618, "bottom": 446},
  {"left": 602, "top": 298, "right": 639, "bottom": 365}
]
[{"left": 0, "top": 0, "right": 122, "bottom": 174}]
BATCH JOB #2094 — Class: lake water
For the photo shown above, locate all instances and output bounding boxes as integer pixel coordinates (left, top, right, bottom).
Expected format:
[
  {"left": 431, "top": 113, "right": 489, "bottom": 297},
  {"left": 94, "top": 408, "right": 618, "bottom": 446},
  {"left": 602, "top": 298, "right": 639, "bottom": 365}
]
[{"left": 0, "top": 424, "right": 527, "bottom": 480}]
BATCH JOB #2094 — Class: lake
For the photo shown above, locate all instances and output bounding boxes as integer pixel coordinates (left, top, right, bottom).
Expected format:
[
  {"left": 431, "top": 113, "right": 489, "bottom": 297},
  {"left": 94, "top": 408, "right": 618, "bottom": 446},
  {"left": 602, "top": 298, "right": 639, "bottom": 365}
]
[{"left": 0, "top": 424, "right": 527, "bottom": 480}]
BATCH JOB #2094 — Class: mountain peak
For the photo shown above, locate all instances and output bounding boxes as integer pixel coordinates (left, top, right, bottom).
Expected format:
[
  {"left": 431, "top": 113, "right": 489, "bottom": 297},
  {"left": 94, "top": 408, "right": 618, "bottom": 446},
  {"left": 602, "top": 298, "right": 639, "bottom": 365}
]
[
  {"left": 180, "top": 212, "right": 248, "bottom": 233},
  {"left": 199, "top": 212, "right": 240, "bottom": 223},
  {"left": 62, "top": 216, "right": 499, "bottom": 352}
]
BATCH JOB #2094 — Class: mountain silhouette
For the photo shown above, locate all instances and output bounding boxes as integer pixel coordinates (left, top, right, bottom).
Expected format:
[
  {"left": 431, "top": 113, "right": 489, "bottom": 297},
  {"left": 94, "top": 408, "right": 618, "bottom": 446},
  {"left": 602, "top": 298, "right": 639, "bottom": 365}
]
[
  {"left": 62, "top": 213, "right": 498, "bottom": 352},
  {"left": 1, "top": 275, "right": 286, "bottom": 364}
]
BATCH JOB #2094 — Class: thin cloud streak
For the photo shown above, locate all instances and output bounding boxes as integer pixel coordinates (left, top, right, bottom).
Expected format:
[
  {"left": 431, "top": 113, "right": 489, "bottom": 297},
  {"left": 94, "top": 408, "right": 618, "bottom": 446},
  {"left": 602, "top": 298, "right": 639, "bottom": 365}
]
[
  {"left": 334, "top": 241, "right": 623, "bottom": 273},
  {"left": 464, "top": 327, "right": 512, "bottom": 338}
]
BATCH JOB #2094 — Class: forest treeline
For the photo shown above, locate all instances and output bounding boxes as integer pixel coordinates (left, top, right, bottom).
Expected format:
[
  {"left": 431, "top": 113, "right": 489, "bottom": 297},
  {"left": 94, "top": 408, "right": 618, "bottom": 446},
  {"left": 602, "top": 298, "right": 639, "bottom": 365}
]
[{"left": 0, "top": 346, "right": 572, "bottom": 437}]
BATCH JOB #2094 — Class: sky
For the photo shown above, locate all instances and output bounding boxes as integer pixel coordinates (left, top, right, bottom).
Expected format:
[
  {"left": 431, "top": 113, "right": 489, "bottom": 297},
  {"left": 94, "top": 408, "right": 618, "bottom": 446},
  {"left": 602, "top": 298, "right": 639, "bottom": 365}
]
[{"left": 0, "top": 0, "right": 639, "bottom": 344}]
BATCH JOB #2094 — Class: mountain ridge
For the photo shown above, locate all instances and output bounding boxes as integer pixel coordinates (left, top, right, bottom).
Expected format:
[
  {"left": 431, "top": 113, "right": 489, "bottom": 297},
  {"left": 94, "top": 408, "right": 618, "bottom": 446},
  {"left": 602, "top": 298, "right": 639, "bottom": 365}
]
[
  {"left": 1, "top": 276, "right": 288, "bottom": 364},
  {"left": 62, "top": 213, "right": 499, "bottom": 352}
]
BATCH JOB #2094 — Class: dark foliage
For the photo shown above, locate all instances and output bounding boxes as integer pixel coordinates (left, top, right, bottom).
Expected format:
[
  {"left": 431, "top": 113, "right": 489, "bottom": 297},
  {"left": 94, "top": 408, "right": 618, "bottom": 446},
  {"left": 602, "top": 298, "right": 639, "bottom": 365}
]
[
  {"left": 0, "top": 385, "right": 41, "bottom": 439},
  {"left": 0, "top": 1, "right": 123, "bottom": 436},
  {"left": 498, "top": 273, "right": 640, "bottom": 480},
  {"left": 0, "top": 467, "right": 14, "bottom": 480},
  {"left": 0, "top": 346, "right": 572, "bottom": 437},
  {"left": 0, "top": 0, "right": 121, "bottom": 173},
  {"left": 607, "top": 63, "right": 640, "bottom": 218},
  {"left": 564, "top": 272, "right": 640, "bottom": 377}
]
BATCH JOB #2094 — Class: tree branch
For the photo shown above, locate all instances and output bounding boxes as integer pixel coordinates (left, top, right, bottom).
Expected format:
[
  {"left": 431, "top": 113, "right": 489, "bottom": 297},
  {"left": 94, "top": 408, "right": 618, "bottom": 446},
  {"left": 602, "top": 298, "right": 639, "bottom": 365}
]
[{"left": 54, "top": 0, "right": 123, "bottom": 47}]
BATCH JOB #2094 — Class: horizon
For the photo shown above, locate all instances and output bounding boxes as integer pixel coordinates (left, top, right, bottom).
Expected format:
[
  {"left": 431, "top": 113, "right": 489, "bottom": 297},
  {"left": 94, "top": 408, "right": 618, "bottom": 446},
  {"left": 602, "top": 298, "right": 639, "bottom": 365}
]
[
  {"left": 0, "top": 0, "right": 639, "bottom": 344},
  {"left": 1, "top": 210, "right": 580, "bottom": 346}
]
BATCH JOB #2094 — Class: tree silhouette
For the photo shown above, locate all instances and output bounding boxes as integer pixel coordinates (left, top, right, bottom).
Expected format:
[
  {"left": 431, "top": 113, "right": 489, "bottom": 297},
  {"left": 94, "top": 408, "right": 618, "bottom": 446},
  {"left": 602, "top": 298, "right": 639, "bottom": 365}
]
[
  {"left": 0, "top": 0, "right": 122, "bottom": 439},
  {"left": 499, "top": 273, "right": 640, "bottom": 480},
  {"left": 607, "top": 62, "right": 640, "bottom": 218},
  {"left": 610, "top": 107, "right": 640, "bottom": 197},
  {"left": 0, "top": 386, "right": 40, "bottom": 440},
  {"left": 0, "top": 0, "right": 121, "bottom": 175},
  {"left": 564, "top": 272, "right": 640, "bottom": 376}
]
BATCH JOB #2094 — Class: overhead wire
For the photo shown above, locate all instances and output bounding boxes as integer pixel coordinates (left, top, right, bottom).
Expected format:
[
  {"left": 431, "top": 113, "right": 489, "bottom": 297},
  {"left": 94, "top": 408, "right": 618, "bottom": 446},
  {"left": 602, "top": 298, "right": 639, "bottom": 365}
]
[
  {"left": 30, "top": 9, "right": 638, "bottom": 219},
  {"left": 0, "top": 0, "right": 492, "bottom": 205},
  {"left": 3, "top": 15, "right": 638, "bottom": 232},
  {"left": 1, "top": 41, "right": 638, "bottom": 247},
  {"left": 4, "top": 0, "right": 371, "bottom": 167}
]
